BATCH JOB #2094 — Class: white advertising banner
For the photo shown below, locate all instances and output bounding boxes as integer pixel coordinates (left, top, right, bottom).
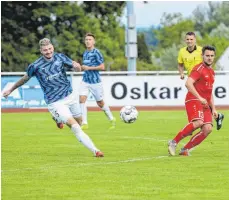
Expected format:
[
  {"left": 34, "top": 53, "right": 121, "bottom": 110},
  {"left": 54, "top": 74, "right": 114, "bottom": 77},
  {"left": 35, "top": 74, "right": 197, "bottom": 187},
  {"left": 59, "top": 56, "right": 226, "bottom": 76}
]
[{"left": 72, "top": 75, "right": 229, "bottom": 107}]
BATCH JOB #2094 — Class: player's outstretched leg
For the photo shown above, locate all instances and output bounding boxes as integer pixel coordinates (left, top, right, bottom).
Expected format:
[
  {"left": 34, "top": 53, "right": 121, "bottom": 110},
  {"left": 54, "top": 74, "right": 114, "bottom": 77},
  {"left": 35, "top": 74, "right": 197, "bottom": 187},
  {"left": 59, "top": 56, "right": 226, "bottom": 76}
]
[
  {"left": 216, "top": 113, "right": 224, "bottom": 130},
  {"left": 180, "top": 124, "right": 212, "bottom": 156},
  {"left": 168, "top": 140, "right": 177, "bottom": 156},
  {"left": 71, "top": 123, "right": 104, "bottom": 157},
  {"left": 179, "top": 148, "right": 190, "bottom": 156},
  {"left": 168, "top": 122, "right": 197, "bottom": 156},
  {"left": 52, "top": 117, "right": 64, "bottom": 129},
  {"left": 179, "top": 131, "right": 206, "bottom": 156},
  {"left": 95, "top": 151, "right": 104, "bottom": 157}
]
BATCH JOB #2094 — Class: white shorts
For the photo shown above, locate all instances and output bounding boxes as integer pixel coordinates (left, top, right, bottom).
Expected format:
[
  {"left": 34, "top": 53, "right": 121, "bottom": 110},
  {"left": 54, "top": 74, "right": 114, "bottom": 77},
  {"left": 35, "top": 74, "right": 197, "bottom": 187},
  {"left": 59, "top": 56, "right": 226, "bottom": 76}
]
[
  {"left": 79, "top": 81, "right": 104, "bottom": 101},
  {"left": 48, "top": 93, "right": 81, "bottom": 124}
]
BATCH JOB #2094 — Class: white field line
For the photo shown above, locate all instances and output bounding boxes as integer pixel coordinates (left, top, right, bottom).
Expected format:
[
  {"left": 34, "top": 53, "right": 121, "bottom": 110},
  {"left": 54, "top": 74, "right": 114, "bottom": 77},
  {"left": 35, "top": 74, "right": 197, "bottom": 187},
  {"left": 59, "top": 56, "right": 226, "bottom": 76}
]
[
  {"left": 121, "top": 136, "right": 168, "bottom": 142},
  {"left": 2, "top": 155, "right": 169, "bottom": 173},
  {"left": 121, "top": 136, "right": 186, "bottom": 145},
  {"left": 2, "top": 136, "right": 187, "bottom": 173}
]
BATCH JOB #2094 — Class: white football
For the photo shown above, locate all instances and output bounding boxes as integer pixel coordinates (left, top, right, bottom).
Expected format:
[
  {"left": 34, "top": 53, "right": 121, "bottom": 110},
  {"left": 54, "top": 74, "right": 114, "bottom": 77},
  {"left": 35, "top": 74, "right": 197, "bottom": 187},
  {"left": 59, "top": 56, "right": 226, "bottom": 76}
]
[{"left": 120, "top": 105, "right": 138, "bottom": 123}]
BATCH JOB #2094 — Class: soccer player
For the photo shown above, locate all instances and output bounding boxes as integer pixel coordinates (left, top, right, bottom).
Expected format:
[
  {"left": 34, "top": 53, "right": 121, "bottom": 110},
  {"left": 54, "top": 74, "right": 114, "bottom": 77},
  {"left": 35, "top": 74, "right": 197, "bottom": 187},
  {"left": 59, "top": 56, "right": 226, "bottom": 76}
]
[
  {"left": 178, "top": 32, "right": 202, "bottom": 79},
  {"left": 168, "top": 45, "right": 220, "bottom": 156},
  {"left": 2, "top": 38, "right": 104, "bottom": 157},
  {"left": 178, "top": 32, "right": 224, "bottom": 130},
  {"left": 79, "top": 33, "right": 116, "bottom": 130}
]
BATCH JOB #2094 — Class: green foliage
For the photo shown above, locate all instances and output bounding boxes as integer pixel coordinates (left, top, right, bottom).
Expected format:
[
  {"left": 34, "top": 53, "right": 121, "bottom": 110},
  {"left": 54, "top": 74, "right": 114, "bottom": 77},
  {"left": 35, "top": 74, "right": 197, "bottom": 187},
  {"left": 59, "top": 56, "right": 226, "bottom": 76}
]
[
  {"left": 82, "top": 1, "right": 125, "bottom": 18},
  {"left": 199, "top": 35, "right": 229, "bottom": 63},
  {"left": 112, "top": 57, "right": 127, "bottom": 71},
  {"left": 1, "top": 1, "right": 131, "bottom": 72},
  {"left": 160, "top": 12, "right": 183, "bottom": 27},
  {"left": 2, "top": 1, "right": 229, "bottom": 72},
  {"left": 137, "top": 33, "right": 152, "bottom": 64},
  {"left": 210, "top": 23, "right": 229, "bottom": 40},
  {"left": 209, "top": 1, "right": 229, "bottom": 26},
  {"left": 149, "top": 1, "right": 229, "bottom": 70},
  {"left": 154, "top": 19, "right": 195, "bottom": 48},
  {"left": 137, "top": 60, "right": 162, "bottom": 71},
  {"left": 160, "top": 44, "right": 179, "bottom": 70},
  {"left": 1, "top": 2, "right": 42, "bottom": 71}
]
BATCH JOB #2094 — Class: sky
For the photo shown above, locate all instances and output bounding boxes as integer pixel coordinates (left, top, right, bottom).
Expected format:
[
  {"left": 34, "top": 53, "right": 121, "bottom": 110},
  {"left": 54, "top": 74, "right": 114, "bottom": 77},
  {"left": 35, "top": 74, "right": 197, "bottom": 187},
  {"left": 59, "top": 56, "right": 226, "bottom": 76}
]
[{"left": 121, "top": 1, "right": 210, "bottom": 27}]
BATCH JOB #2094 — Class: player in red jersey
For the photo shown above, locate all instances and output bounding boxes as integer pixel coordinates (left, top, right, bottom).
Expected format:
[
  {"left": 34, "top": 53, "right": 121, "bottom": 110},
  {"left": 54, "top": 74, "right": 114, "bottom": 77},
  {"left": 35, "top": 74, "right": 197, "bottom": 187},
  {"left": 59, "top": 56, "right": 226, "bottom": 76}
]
[{"left": 168, "top": 45, "right": 219, "bottom": 156}]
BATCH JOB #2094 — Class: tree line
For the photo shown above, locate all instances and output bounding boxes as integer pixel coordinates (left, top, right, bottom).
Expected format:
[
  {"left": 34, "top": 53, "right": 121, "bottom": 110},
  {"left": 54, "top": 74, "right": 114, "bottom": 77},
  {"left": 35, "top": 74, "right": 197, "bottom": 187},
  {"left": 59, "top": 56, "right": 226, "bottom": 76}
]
[
  {"left": 142, "top": 1, "right": 229, "bottom": 70},
  {"left": 1, "top": 1, "right": 229, "bottom": 72}
]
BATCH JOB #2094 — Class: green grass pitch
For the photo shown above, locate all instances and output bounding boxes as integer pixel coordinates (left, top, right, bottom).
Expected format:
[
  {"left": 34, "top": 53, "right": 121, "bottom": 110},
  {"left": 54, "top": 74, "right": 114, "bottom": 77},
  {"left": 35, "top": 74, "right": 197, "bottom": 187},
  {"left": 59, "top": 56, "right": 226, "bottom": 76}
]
[{"left": 1, "top": 110, "right": 229, "bottom": 200}]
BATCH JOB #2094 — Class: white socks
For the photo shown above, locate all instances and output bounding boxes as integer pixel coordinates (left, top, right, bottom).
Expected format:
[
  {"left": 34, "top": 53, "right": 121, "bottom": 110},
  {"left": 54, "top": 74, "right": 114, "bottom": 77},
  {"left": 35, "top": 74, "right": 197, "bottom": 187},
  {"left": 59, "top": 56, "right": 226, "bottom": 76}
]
[
  {"left": 80, "top": 103, "right": 88, "bottom": 125},
  {"left": 102, "top": 104, "right": 114, "bottom": 121},
  {"left": 71, "top": 123, "right": 99, "bottom": 154},
  {"left": 81, "top": 102, "right": 113, "bottom": 122}
]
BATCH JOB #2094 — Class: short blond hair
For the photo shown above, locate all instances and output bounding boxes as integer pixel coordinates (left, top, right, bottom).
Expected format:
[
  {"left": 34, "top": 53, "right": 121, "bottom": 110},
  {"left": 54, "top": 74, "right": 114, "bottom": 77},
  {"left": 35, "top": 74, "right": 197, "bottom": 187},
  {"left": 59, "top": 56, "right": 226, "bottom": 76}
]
[
  {"left": 39, "top": 38, "right": 52, "bottom": 48},
  {"left": 85, "top": 33, "right": 95, "bottom": 39}
]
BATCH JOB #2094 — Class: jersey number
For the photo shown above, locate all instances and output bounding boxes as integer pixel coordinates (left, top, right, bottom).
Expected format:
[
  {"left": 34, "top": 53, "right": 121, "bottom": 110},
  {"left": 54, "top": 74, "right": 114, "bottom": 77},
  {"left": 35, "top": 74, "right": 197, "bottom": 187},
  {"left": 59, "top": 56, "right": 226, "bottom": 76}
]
[
  {"left": 198, "top": 111, "right": 204, "bottom": 119},
  {"left": 54, "top": 110, "right": 60, "bottom": 117}
]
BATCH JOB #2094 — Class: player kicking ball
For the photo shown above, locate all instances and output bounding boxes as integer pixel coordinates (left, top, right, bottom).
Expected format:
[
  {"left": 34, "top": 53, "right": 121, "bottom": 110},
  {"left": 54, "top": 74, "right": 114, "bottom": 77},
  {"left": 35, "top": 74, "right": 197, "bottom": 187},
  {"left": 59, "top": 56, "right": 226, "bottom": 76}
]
[
  {"left": 168, "top": 45, "right": 224, "bottom": 156},
  {"left": 2, "top": 38, "right": 103, "bottom": 157}
]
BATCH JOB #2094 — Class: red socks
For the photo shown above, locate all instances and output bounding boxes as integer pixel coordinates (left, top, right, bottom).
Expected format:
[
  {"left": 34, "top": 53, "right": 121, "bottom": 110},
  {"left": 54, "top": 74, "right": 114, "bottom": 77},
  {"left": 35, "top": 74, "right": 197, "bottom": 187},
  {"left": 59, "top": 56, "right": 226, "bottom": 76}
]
[
  {"left": 174, "top": 122, "right": 195, "bottom": 144},
  {"left": 184, "top": 131, "right": 207, "bottom": 150}
]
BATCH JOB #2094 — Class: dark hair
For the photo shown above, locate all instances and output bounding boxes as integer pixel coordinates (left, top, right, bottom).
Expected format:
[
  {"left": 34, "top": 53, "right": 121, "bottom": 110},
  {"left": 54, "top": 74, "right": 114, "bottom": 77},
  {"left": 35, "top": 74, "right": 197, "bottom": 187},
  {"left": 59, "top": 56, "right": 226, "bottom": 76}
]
[
  {"left": 202, "top": 45, "right": 216, "bottom": 54},
  {"left": 186, "top": 32, "right": 196, "bottom": 37},
  {"left": 85, "top": 33, "right": 95, "bottom": 39}
]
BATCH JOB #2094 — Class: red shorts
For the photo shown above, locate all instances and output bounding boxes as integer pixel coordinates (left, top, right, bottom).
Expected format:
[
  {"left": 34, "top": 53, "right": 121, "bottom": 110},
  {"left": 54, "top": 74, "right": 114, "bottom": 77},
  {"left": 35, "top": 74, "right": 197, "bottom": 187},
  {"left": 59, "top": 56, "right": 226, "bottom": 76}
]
[{"left": 185, "top": 99, "right": 213, "bottom": 124}]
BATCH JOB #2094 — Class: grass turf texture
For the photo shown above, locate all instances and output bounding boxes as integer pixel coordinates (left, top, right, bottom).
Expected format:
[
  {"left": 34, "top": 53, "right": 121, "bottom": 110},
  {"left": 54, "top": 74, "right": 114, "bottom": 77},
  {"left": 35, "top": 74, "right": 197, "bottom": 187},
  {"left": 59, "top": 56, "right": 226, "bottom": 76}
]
[{"left": 2, "top": 111, "right": 229, "bottom": 200}]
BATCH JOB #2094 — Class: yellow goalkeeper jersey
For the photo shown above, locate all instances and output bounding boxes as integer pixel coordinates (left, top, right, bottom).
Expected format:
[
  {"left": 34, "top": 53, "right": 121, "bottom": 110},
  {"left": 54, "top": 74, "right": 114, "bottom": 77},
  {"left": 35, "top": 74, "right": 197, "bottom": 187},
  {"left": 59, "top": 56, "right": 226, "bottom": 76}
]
[{"left": 177, "top": 45, "right": 202, "bottom": 75}]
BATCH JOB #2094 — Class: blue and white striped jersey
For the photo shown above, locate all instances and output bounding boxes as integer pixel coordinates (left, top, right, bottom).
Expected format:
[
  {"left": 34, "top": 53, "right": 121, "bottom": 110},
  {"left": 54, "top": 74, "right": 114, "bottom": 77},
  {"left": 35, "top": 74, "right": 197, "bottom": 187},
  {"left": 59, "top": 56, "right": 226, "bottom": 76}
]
[
  {"left": 26, "top": 53, "right": 73, "bottom": 104},
  {"left": 82, "top": 48, "right": 104, "bottom": 84}
]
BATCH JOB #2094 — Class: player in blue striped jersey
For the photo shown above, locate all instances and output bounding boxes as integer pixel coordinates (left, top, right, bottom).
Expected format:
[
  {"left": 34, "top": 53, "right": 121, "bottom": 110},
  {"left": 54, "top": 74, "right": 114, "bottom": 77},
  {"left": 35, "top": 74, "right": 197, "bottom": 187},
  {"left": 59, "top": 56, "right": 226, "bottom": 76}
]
[
  {"left": 79, "top": 33, "right": 116, "bottom": 130},
  {"left": 2, "top": 38, "right": 104, "bottom": 157}
]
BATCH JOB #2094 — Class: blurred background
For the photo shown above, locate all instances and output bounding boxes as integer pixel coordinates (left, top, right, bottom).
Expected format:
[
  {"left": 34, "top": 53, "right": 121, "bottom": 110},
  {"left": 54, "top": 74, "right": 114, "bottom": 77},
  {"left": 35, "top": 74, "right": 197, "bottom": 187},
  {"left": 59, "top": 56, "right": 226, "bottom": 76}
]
[{"left": 1, "top": 1, "right": 229, "bottom": 72}]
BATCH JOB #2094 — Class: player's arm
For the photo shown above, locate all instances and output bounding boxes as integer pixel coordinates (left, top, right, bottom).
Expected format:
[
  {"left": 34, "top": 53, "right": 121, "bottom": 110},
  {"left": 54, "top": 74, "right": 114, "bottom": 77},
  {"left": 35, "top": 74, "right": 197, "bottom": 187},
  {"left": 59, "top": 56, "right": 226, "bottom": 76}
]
[
  {"left": 178, "top": 63, "right": 185, "bottom": 80},
  {"left": 60, "top": 54, "right": 81, "bottom": 71},
  {"left": 72, "top": 61, "right": 81, "bottom": 72},
  {"left": 2, "top": 74, "right": 30, "bottom": 98},
  {"left": 185, "top": 77, "right": 207, "bottom": 105},
  {"left": 82, "top": 49, "right": 105, "bottom": 71},
  {"left": 82, "top": 63, "right": 105, "bottom": 71},
  {"left": 177, "top": 49, "right": 185, "bottom": 79},
  {"left": 209, "top": 94, "right": 218, "bottom": 119}
]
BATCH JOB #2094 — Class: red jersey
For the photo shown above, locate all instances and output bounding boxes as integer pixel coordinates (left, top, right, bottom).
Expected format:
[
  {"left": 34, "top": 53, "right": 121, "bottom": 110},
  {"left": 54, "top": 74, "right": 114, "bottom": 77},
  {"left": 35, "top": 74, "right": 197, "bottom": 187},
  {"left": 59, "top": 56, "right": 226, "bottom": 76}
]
[{"left": 186, "top": 62, "right": 215, "bottom": 103}]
